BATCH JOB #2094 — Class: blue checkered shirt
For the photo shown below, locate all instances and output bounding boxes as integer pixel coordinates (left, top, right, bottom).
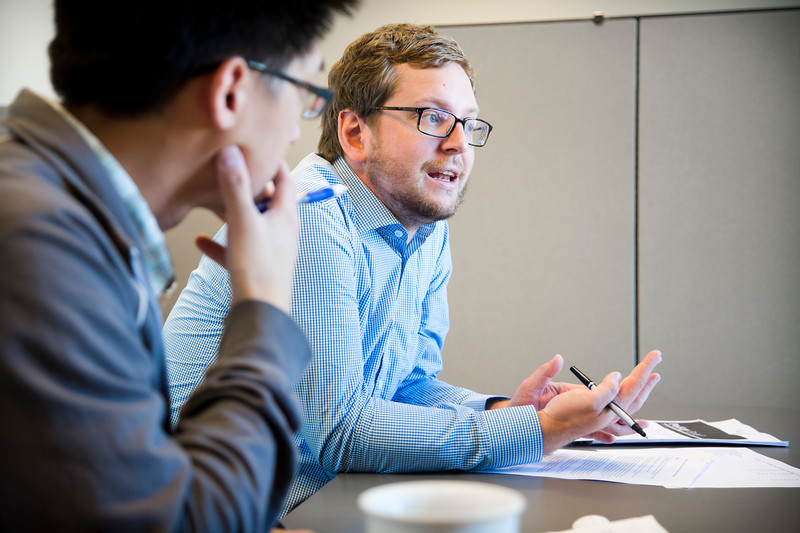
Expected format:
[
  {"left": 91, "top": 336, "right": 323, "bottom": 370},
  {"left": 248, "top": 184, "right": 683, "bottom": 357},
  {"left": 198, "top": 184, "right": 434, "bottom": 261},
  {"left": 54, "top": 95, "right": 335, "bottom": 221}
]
[{"left": 163, "top": 153, "right": 544, "bottom": 517}]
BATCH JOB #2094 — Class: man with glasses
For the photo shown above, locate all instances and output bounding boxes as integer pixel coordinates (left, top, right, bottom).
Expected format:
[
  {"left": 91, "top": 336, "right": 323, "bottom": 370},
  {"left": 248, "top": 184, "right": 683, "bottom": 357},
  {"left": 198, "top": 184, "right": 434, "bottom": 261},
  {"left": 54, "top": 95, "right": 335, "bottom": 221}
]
[
  {"left": 164, "top": 23, "right": 662, "bottom": 516},
  {"left": 0, "top": 0, "right": 357, "bottom": 530}
]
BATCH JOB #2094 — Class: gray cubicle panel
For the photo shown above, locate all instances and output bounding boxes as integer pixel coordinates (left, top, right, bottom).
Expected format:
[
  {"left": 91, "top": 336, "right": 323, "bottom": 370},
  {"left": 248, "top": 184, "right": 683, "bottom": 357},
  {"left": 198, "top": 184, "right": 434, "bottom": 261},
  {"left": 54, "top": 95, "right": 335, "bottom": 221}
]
[
  {"left": 439, "top": 9, "right": 799, "bottom": 408},
  {"left": 637, "top": 10, "right": 800, "bottom": 409},
  {"left": 438, "top": 20, "right": 638, "bottom": 394}
]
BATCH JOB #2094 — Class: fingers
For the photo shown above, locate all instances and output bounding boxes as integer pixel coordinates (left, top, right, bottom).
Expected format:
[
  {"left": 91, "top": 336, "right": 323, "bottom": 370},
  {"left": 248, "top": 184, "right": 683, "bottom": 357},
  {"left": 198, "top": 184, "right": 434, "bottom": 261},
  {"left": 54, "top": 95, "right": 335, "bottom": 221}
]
[
  {"left": 539, "top": 352, "right": 661, "bottom": 453},
  {"left": 603, "top": 417, "right": 649, "bottom": 437},
  {"left": 263, "top": 160, "right": 295, "bottom": 211},
  {"left": 194, "top": 235, "right": 226, "bottom": 269},
  {"left": 625, "top": 373, "right": 660, "bottom": 413},
  {"left": 583, "top": 430, "right": 617, "bottom": 444},
  {"left": 623, "top": 350, "right": 662, "bottom": 392},
  {"left": 598, "top": 351, "right": 663, "bottom": 436},
  {"left": 638, "top": 350, "right": 662, "bottom": 382},
  {"left": 211, "top": 146, "right": 297, "bottom": 308},
  {"left": 215, "top": 145, "right": 255, "bottom": 224},
  {"left": 617, "top": 350, "right": 662, "bottom": 412}
]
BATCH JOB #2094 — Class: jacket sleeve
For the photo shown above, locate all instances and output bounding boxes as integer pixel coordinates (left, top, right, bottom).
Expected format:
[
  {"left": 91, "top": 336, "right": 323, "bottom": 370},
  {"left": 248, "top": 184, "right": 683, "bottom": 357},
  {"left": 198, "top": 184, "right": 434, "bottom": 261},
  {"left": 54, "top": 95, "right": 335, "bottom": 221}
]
[
  {"left": 175, "top": 300, "right": 310, "bottom": 532},
  {"left": 0, "top": 188, "right": 310, "bottom": 532}
]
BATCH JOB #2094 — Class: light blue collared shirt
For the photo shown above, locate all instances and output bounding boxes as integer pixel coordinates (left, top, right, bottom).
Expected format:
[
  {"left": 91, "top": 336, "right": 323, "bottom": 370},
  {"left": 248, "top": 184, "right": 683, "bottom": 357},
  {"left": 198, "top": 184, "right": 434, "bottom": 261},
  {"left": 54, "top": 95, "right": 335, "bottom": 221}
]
[{"left": 163, "top": 153, "right": 544, "bottom": 517}]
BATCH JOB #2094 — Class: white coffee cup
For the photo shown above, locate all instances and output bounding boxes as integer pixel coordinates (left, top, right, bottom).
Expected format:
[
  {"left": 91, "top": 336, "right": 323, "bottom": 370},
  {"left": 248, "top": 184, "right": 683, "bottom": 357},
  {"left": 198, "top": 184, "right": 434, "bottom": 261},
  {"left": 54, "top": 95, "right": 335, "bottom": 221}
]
[{"left": 357, "top": 479, "right": 527, "bottom": 533}]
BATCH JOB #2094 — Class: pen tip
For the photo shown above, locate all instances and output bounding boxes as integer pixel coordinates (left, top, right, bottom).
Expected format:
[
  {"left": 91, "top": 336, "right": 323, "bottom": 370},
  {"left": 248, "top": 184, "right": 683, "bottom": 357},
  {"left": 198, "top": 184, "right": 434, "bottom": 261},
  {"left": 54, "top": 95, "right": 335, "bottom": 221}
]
[{"left": 633, "top": 423, "right": 647, "bottom": 438}]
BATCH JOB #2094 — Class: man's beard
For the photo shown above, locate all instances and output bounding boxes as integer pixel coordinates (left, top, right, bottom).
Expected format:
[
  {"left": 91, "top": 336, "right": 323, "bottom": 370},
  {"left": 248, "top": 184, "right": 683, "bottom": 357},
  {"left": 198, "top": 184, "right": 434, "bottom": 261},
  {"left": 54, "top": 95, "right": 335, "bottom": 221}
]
[
  {"left": 394, "top": 179, "right": 468, "bottom": 225},
  {"left": 364, "top": 150, "right": 469, "bottom": 228}
]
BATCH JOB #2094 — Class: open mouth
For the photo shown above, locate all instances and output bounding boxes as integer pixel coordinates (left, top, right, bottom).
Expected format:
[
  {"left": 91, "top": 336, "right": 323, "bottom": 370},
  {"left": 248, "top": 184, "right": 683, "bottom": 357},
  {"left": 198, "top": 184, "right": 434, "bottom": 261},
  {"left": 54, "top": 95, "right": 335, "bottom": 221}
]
[{"left": 428, "top": 170, "right": 458, "bottom": 183}]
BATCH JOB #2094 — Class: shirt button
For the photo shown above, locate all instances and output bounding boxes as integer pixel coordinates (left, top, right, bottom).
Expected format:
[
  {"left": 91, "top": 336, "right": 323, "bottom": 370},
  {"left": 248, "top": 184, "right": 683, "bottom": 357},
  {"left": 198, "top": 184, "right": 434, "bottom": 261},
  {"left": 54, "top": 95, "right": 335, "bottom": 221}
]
[{"left": 394, "top": 230, "right": 403, "bottom": 238}]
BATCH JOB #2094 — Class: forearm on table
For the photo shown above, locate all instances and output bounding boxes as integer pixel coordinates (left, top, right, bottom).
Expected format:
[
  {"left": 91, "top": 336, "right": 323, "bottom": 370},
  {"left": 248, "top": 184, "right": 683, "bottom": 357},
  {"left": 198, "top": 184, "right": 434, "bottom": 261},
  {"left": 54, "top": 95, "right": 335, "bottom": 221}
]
[{"left": 303, "top": 391, "right": 543, "bottom": 474}]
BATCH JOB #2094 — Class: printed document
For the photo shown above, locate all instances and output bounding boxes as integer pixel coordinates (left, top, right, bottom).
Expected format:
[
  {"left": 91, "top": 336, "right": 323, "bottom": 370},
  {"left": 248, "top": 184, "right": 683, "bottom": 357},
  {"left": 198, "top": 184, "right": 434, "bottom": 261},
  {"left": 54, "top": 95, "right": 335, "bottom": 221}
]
[
  {"left": 579, "top": 419, "right": 788, "bottom": 447},
  {"left": 687, "top": 447, "right": 800, "bottom": 488},
  {"left": 486, "top": 448, "right": 713, "bottom": 488},
  {"left": 485, "top": 447, "right": 800, "bottom": 488}
]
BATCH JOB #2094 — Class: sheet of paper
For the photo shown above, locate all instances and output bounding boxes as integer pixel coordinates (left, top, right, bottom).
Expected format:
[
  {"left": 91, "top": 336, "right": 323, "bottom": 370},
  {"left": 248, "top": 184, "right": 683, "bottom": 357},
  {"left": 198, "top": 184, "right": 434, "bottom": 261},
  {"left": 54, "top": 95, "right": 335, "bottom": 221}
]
[
  {"left": 578, "top": 418, "right": 788, "bottom": 446},
  {"left": 486, "top": 447, "right": 800, "bottom": 489},
  {"left": 685, "top": 447, "right": 800, "bottom": 488},
  {"left": 485, "top": 448, "right": 713, "bottom": 488}
]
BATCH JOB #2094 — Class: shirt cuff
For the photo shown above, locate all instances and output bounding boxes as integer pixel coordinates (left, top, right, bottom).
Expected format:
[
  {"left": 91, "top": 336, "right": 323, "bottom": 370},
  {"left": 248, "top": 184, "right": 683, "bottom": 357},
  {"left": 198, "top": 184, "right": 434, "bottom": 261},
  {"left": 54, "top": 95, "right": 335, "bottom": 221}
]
[{"left": 480, "top": 404, "right": 544, "bottom": 468}]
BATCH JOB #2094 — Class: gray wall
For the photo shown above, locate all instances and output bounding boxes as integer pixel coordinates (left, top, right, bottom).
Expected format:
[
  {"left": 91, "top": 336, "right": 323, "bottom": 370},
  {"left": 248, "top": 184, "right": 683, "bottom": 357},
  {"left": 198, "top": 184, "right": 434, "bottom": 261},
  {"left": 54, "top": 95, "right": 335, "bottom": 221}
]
[
  {"left": 438, "top": 9, "right": 800, "bottom": 408},
  {"left": 440, "top": 20, "right": 638, "bottom": 395},
  {"left": 637, "top": 10, "right": 800, "bottom": 408}
]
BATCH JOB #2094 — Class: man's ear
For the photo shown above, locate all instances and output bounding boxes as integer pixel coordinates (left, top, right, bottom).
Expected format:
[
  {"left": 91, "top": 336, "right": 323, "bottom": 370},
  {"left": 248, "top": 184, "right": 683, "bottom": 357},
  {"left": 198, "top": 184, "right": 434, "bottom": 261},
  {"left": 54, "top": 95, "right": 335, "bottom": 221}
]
[
  {"left": 338, "top": 110, "right": 369, "bottom": 164},
  {"left": 209, "top": 57, "right": 250, "bottom": 131}
]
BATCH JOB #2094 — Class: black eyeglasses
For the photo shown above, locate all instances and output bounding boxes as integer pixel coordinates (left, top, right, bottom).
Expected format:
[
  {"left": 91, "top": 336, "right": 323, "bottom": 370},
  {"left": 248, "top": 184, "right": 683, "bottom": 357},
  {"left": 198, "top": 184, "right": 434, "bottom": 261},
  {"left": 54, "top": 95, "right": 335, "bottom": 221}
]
[
  {"left": 247, "top": 60, "right": 333, "bottom": 119},
  {"left": 373, "top": 106, "right": 493, "bottom": 147}
]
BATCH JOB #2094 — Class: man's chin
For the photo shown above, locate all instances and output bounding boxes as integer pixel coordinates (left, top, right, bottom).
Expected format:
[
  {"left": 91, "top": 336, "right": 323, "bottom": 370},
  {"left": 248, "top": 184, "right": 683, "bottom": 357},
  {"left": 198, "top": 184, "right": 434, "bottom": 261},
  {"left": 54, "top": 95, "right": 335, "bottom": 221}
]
[{"left": 414, "top": 203, "right": 460, "bottom": 225}]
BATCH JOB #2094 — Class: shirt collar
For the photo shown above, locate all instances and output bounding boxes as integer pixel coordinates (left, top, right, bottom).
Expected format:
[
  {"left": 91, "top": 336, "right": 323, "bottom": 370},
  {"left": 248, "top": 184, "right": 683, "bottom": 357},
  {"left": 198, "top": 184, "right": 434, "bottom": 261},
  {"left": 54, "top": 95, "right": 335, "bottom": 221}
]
[
  {"left": 332, "top": 156, "right": 399, "bottom": 233},
  {"left": 333, "top": 157, "right": 444, "bottom": 256},
  {"left": 45, "top": 99, "right": 175, "bottom": 297},
  {"left": 331, "top": 156, "right": 438, "bottom": 243}
]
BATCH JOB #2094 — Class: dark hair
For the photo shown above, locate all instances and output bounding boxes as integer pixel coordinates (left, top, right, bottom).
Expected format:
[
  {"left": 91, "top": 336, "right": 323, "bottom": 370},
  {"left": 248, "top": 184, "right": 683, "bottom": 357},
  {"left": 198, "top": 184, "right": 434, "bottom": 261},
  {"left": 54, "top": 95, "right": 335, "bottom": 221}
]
[
  {"left": 49, "top": 0, "right": 358, "bottom": 117},
  {"left": 318, "top": 23, "right": 473, "bottom": 162}
]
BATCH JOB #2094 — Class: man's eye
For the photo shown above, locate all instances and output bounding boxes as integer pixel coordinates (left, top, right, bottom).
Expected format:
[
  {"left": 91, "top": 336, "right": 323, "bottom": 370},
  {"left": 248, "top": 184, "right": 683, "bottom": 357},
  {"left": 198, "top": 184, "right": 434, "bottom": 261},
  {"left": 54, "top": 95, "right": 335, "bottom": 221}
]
[{"left": 423, "top": 112, "right": 442, "bottom": 124}]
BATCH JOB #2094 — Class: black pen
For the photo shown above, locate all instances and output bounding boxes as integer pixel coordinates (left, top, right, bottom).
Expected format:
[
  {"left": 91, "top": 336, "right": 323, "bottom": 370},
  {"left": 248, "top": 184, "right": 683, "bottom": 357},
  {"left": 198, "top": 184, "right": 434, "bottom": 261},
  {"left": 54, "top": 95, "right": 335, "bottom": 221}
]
[{"left": 569, "top": 365, "right": 647, "bottom": 438}]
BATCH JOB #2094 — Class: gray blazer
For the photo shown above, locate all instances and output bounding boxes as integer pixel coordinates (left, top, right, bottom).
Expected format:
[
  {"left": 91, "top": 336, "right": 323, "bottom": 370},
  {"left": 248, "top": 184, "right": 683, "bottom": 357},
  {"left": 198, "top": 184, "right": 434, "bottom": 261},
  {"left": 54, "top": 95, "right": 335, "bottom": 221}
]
[{"left": 0, "top": 90, "right": 310, "bottom": 531}]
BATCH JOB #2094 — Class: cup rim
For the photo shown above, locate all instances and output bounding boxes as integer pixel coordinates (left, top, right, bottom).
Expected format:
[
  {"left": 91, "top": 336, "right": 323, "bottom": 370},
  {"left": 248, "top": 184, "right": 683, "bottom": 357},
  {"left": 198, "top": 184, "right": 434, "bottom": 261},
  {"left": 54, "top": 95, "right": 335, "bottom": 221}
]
[{"left": 357, "top": 480, "right": 527, "bottom": 524}]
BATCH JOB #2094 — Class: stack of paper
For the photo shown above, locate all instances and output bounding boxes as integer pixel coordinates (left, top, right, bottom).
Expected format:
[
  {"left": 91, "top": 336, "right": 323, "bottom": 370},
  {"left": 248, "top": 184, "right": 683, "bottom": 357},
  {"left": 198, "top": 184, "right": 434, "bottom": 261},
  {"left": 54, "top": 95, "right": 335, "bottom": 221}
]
[
  {"left": 489, "top": 448, "right": 714, "bottom": 488},
  {"left": 581, "top": 419, "right": 788, "bottom": 447},
  {"left": 484, "top": 419, "right": 800, "bottom": 488}
]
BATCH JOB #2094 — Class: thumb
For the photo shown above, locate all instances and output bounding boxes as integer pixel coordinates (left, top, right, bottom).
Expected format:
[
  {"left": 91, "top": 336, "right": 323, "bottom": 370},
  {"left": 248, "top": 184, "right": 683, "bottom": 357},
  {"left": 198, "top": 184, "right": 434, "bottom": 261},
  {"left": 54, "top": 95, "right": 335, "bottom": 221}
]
[
  {"left": 515, "top": 354, "right": 563, "bottom": 407},
  {"left": 593, "top": 371, "right": 622, "bottom": 408},
  {"left": 533, "top": 353, "right": 564, "bottom": 383}
]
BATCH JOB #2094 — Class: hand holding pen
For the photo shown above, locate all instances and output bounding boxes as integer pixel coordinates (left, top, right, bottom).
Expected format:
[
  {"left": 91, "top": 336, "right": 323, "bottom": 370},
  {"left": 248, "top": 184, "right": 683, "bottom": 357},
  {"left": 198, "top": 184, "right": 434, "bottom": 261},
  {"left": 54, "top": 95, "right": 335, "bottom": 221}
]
[
  {"left": 198, "top": 147, "right": 298, "bottom": 311},
  {"left": 570, "top": 366, "right": 647, "bottom": 437},
  {"left": 529, "top": 351, "right": 661, "bottom": 454},
  {"left": 570, "top": 351, "right": 662, "bottom": 440},
  {"left": 257, "top": 183, "right": 348, "bottom": 212}
]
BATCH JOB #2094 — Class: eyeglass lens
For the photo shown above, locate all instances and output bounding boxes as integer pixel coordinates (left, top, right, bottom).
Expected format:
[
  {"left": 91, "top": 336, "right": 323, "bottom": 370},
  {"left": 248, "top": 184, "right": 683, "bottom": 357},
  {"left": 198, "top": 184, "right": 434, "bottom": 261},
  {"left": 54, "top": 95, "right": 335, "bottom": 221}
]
[
  {"left": 302, "top": 92, "right": 328, "bottom": 119},
  {"left": 418, "top": 108, "right": 491, "bottom": 146}
]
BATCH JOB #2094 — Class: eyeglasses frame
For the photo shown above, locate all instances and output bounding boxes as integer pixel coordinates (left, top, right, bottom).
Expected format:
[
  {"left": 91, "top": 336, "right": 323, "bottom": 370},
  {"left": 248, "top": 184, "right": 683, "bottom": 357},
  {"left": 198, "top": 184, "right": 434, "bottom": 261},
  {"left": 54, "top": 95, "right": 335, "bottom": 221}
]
[
  {"left": 373, "top": 106, "right": 493, "bottom": 147},
  {"left": 247, "top": 59, "right": 333, "bottom": 118}
]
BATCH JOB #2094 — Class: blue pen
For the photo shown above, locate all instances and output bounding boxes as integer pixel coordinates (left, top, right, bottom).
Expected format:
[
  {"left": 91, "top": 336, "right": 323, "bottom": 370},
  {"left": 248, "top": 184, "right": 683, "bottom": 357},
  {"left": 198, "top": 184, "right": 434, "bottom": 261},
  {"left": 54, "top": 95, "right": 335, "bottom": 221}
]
[{"left": 256, "top": 184, "right": 348, "bottom": 213}]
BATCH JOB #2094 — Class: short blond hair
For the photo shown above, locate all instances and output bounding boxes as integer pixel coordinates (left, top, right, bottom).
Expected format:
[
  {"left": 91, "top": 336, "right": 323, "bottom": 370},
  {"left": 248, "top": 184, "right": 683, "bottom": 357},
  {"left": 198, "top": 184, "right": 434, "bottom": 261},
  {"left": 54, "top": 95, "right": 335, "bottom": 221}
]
[{"left": 317, "top": 23, "right": 474, "bottom": 162}]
